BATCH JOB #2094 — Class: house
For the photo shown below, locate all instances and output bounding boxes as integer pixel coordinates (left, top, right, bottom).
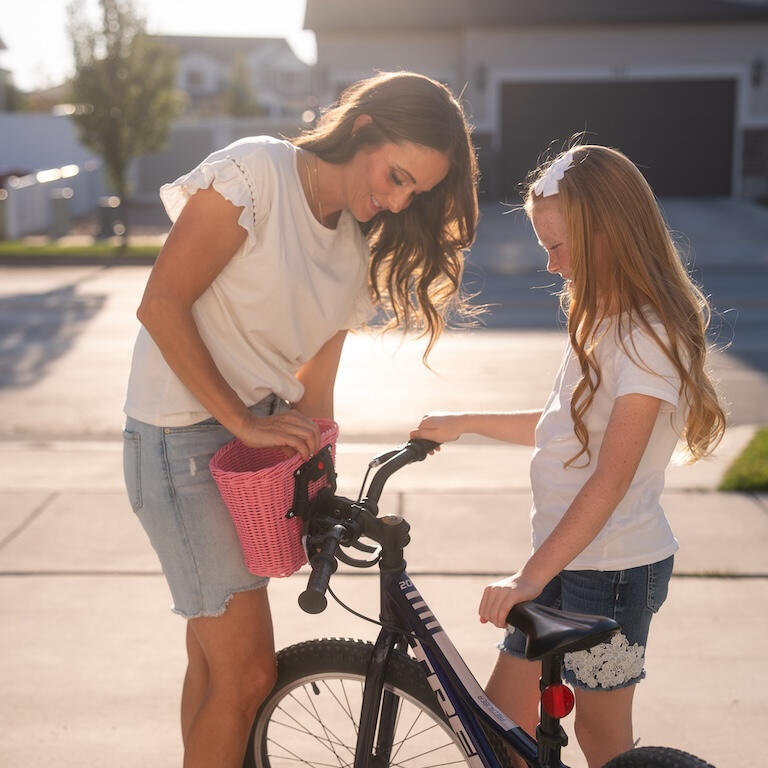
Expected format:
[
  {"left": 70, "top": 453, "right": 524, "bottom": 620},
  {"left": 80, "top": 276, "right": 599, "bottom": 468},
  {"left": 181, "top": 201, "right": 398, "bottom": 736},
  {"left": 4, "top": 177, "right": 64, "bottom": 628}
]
[
  {"left": 158, "top": 35, "right": 314, "bottom": 118},
  {"left": 304, "top": 0, "right": 768, "bottom": 199}
]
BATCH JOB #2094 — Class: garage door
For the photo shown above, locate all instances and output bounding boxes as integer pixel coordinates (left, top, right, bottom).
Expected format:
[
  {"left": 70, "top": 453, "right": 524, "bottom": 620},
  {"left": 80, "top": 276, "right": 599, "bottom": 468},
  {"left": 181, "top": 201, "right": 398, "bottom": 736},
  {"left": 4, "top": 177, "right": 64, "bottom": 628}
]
[{"left": 499, "top": 79, "right": 735, "bottom": 198}]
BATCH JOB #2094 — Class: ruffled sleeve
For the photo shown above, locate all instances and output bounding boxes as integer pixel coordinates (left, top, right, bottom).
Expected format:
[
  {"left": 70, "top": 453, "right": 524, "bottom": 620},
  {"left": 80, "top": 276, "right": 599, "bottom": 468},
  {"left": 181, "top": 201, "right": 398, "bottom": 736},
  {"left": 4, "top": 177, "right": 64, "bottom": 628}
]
[{"left": 159, "top": 141, "right": 272, "bottom": 243}]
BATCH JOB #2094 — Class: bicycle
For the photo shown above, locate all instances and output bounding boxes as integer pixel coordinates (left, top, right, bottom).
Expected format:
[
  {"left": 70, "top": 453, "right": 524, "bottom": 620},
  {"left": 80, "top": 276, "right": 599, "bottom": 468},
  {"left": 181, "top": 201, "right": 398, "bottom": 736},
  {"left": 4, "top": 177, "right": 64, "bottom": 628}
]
[{"left": 244, "top": 439, "right": 715, "bottom": 768}]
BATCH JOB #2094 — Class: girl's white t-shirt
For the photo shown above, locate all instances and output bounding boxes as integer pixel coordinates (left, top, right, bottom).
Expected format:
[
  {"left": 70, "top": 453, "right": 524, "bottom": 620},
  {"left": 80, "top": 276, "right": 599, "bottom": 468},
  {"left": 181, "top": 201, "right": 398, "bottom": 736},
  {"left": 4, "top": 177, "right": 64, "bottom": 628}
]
[
  {"left": 124, "top": 136, "right": 374, "bottom": 427},
  {"left": 530, "top": 315, "right": 683, "bottom": 570}
]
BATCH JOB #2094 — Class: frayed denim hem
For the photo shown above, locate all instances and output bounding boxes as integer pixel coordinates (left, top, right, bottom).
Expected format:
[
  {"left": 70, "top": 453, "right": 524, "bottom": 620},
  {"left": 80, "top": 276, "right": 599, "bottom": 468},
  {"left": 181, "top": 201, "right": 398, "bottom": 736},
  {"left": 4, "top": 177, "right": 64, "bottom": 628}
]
[{"left": 171, "top": 580, "right": 269, "bottom": 620}]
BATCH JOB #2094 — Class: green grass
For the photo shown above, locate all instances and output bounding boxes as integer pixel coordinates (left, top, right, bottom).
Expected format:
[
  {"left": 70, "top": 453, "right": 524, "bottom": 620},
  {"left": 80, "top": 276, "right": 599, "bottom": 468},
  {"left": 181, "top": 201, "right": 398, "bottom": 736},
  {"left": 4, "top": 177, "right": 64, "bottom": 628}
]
[
  {"left": 719, "top": 427, "right": 768, "bottom": 492},
  {"left": 0, "top": 241, "right": 159, "bottom": 260}
]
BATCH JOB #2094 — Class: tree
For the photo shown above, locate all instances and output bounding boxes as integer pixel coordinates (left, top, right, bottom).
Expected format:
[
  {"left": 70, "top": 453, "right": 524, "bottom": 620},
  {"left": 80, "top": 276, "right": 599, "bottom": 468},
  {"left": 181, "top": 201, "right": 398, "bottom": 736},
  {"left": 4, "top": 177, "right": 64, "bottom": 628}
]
[
  {"left": 224, "top": 53, "right": 267, "bottom": 118},
  {"left": 67, "top": 0, "right": 184, "bottom": 236}
]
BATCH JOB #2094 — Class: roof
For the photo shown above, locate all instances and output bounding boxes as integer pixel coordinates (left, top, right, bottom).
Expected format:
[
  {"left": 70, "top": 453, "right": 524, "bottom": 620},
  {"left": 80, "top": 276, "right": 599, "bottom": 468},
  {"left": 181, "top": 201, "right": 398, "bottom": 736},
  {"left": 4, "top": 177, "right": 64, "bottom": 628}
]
[
  {"left": 157, "top": 35, "right": 294, "bottom": 63},
  {"left": 304, "top": 0, "right": 768, "bottom": 32}
]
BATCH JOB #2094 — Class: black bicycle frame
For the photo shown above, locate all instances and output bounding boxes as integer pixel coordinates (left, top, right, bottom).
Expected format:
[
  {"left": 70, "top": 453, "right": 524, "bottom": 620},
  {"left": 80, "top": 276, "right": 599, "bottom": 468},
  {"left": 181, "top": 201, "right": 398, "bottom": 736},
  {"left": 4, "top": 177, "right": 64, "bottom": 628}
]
[{"left": 352, "top": 568, "right": 566, "bottom": 768}]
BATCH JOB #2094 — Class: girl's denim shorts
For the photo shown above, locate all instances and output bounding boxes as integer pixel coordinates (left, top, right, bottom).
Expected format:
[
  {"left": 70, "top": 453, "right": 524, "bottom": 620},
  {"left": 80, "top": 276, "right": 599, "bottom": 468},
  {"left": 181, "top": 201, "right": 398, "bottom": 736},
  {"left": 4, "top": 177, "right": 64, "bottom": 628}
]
[
  {"left": 500, "top": 556, "right": 674, "bottom": 691},
  {"left": 122, "top": 394, "right": 288, "bottom": 619}
]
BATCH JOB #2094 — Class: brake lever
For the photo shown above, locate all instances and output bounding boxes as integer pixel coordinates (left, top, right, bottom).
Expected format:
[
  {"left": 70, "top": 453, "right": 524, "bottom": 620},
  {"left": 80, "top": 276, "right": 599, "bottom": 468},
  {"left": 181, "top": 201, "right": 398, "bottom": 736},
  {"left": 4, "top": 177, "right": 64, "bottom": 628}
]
[{"left": 335, "top": 545, "right": 381, "bottom": 568}]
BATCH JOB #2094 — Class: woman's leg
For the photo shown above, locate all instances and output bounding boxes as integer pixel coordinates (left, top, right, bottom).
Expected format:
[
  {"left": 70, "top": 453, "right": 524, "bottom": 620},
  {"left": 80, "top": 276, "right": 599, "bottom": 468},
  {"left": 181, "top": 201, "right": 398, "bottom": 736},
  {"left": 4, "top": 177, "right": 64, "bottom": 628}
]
[
  {"left": 183, "top": 587, "right": 277, "bottom": 768},
  {"left": 182, "top": 623, "right": 209, "bottom": 747},
  {"left": 573, "top": 684, "right": 635, "bottom": 768}
]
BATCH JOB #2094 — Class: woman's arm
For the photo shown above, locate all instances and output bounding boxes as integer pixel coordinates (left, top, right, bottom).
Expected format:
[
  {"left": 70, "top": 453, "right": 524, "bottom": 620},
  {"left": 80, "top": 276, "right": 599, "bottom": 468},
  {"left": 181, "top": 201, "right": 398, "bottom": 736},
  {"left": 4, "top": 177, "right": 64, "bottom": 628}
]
[
  {"left": 293, "top": 330, "right": 348, "bottom": 421},
  {"left": 411, "top": 410, "right": 542, "bottom": 446},
  {"left": 479, "top": 392, "right": 663, "bottom": 627},
  {"left": 137, "top": 186, "right": 319, "bottom": 458}
]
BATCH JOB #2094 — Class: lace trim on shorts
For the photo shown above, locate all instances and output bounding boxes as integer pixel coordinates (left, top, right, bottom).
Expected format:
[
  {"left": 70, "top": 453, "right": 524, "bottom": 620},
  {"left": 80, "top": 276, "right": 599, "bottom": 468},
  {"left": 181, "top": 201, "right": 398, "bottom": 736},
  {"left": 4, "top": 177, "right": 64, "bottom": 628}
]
[{"left": 564, "top": 632, "right": 645, "bottom": 689}]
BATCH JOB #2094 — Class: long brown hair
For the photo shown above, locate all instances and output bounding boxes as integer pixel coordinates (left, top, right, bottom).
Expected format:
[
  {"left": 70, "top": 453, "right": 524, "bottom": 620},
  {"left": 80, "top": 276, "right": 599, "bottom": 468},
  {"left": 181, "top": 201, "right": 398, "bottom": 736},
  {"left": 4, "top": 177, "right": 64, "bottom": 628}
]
[
  {"left": 525, "top": 145, "right": 725, "bottom": 465},
  {"left": 294, "top": 71, "right": 479, "bottom": 359}
]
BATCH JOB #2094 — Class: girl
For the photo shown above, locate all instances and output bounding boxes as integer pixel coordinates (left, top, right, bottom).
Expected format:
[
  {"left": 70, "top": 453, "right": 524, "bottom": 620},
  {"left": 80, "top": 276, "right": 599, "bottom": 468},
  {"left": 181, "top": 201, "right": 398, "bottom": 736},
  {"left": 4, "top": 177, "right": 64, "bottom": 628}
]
[
  {"left": 411, "top": 145, "right": 725, "bottom": 768},
  {"left": 123, "top": 71, "right": 478, "bottom": 768}
]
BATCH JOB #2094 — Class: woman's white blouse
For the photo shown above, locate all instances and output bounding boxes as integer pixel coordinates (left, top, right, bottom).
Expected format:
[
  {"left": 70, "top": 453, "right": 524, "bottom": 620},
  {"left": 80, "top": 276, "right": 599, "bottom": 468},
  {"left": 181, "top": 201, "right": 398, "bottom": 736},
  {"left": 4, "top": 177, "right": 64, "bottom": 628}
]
[{"left": 124, "top": 136, "right": 374, "bottom": 427}]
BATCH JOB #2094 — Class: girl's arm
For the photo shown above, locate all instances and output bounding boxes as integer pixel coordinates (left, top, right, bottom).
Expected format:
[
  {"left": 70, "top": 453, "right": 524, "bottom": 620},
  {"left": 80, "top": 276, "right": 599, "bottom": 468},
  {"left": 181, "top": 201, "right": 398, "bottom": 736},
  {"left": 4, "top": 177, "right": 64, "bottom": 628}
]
[
  {"left": 479, "top": 392, "right": 663, "bottom": 627},
  {"left": 293, "top": 330, "right": 348, "bottom": 421},
  {"left": 137, "top": 186, "right": 320, "bottom": 459},
  {"left": 411, "top": 410, "right": 542, "bottom": 446}
]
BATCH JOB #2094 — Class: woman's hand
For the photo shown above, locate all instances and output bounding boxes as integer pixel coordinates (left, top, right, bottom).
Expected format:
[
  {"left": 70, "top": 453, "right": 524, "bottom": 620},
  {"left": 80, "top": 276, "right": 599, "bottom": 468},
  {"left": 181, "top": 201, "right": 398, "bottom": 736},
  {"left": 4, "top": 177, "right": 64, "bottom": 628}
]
[
  {"left": 478, "top": 572, "right": 543, "bottom": 628},
  {"left": 410, "top": 412, "right": 466, "bottom": 444},
  {"left": 238, "top": 409, "right": 321, "bottom": 460}
]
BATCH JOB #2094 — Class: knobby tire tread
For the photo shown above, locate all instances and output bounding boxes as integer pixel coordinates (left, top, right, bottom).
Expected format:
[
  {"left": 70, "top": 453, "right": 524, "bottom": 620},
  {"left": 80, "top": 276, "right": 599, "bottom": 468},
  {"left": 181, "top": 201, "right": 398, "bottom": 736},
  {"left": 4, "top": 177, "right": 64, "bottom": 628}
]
[{"left": 602, "top": 745, "right": 716, "bottom": 767}]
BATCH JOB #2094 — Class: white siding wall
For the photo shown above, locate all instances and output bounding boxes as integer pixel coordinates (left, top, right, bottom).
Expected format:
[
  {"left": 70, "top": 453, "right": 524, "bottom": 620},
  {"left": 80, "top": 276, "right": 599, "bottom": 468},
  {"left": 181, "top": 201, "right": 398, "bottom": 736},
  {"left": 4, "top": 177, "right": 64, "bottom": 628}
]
[
  {"left": 0, "top": 113, "right": 100, "bottom": 173},
  {"left": 314, "top": 32, "right": 463, "bottom": 105}
]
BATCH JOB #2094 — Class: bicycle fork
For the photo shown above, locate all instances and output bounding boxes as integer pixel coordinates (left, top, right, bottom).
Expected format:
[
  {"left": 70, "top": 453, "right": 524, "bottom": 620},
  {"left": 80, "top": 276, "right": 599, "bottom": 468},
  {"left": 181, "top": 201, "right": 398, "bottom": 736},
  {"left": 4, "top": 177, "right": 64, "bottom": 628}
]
[{"left": 353, "top": 627, "right": 401, "bottom": 768}]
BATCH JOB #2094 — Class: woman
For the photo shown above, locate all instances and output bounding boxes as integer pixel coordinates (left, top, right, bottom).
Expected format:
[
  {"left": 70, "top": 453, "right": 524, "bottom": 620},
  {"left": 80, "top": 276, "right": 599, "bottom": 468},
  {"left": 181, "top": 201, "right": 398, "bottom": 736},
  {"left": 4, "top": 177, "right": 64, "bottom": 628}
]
[{"left": 122, "top": 71, "right": 479, "bottom": 767}]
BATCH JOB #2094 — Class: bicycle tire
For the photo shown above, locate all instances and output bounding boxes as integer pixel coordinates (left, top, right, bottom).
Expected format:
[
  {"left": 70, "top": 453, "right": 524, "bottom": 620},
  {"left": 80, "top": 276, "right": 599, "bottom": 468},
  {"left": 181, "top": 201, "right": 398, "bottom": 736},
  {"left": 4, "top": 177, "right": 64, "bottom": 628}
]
[
  {"left": 244, "top": 637, "right": 516, "bottom": 768},
  {"left": 602, "top": 746, "right": 716, "bottom": 767}
]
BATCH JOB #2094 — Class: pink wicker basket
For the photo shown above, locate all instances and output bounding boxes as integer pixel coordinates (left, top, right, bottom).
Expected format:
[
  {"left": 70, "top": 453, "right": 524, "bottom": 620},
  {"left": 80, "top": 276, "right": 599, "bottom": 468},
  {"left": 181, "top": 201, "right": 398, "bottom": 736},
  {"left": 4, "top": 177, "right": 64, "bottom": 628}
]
[{"left": 210, "top": 419, "right": 338, "bottom": 577}]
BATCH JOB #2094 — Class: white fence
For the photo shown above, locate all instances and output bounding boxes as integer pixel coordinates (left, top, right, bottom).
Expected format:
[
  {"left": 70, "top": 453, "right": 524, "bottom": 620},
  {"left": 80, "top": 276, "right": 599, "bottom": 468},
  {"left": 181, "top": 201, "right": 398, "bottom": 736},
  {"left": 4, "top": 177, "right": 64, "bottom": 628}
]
[{"left": 1, "top": 161, "right": 106, "bottom": 239}]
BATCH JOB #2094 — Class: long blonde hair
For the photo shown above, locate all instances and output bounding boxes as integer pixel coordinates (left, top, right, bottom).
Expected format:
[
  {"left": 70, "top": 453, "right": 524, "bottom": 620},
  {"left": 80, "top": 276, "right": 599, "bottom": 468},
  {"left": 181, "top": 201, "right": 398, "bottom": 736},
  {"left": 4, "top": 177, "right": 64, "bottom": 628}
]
[
  {"left": 525, "top": 145, "right": 725, "bottom": 466},
  {"left": 294, "top": 71, "right": 479, "bottom": 359}
]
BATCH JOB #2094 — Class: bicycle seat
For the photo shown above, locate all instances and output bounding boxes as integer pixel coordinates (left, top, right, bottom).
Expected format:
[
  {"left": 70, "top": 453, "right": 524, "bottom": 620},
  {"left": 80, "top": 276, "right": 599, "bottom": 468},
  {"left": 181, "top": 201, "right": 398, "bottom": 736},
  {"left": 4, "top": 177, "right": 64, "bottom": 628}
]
[{"left": 507, "top": 602, "right": 619, "bottom": 660}]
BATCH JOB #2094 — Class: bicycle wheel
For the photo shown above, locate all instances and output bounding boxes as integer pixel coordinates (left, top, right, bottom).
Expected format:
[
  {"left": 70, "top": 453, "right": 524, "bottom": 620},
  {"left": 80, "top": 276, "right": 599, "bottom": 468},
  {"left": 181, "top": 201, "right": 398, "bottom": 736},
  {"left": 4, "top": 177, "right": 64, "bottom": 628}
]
[
  {"left": 244, "top": 637, "right": 515, "bottom": 768},
  {"left": 602, "top": 746, "right": 716, "bottom": 767}
]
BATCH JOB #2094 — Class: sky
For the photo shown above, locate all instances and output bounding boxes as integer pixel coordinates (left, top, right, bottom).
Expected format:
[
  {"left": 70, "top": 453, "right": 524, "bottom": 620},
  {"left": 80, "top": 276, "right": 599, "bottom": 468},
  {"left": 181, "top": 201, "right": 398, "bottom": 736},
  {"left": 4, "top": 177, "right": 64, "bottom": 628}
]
[{"left": 0, "top": 0, "right": 316, "bottom": 92}]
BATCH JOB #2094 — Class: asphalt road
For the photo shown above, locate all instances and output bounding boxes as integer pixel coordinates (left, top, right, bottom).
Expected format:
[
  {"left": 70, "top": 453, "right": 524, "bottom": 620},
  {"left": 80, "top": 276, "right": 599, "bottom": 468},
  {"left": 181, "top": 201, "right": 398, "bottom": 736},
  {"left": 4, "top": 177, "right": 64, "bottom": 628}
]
[{"left": 1, "top": 260, "right": 765, "bottom": 440}]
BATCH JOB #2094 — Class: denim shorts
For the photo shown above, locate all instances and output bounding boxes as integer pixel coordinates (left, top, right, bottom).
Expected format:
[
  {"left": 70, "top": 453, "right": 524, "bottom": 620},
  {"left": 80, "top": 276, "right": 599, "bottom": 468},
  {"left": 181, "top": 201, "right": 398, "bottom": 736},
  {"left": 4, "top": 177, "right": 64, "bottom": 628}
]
[
  {"left": 500, "top": 556, "right": 674, "bottom": 690},
  {"left": 122, "top": 394, "right": 288, "bottom": 619}
]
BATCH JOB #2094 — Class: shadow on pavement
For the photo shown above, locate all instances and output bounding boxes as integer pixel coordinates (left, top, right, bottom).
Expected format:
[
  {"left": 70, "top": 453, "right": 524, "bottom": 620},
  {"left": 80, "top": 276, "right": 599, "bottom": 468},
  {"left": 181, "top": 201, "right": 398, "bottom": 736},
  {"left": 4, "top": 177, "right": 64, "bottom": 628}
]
[{"left": 0, "top": 282, "right": 106, "bottom": 389}]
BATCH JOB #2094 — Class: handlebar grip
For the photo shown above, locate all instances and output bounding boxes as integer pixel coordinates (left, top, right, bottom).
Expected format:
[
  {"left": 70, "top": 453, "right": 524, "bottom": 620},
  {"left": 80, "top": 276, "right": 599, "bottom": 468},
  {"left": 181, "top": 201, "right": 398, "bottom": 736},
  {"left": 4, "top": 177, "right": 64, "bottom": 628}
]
[
  {"left": 298, "top": 528, "right": 342, "bottom": 614},
  {"left": 408, "top": 438, "right": 440, "bottom": 460}
]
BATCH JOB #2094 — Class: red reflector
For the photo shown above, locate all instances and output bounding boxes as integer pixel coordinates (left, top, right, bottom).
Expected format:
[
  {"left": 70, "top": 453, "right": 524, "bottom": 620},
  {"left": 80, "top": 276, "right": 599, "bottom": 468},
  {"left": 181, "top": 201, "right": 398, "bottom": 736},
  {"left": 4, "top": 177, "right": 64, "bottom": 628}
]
[
  {"left": 317, "top": 461, "right": 324, "bottom": 470},
  {"left": 541, "top": 684, "right": 575, "bottom": 718}
]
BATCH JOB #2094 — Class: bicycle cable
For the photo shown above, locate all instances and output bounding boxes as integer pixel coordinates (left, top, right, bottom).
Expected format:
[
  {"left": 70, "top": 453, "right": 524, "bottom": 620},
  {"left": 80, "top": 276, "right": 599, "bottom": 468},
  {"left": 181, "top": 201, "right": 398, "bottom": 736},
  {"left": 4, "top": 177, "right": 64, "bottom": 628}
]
[
  {"left": 326, "top": 583, "right": 443, "bottom": 655},
  {"left": 356, "top": 466, "right": 372, "bottom": 502}
]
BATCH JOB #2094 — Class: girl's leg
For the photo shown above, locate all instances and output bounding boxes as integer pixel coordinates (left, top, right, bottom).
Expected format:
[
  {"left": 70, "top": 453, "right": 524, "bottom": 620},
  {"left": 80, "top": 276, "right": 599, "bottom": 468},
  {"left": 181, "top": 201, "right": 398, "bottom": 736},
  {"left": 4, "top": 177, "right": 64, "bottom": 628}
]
[
  {"left": 486, "top": 652, "right": 542, "bottom": 768},
  {"left": 183, "top": 587, "right": 277, "bottom": 768},
  {"left": 573, "top": 684, "right": 635, "bottom": 768}
]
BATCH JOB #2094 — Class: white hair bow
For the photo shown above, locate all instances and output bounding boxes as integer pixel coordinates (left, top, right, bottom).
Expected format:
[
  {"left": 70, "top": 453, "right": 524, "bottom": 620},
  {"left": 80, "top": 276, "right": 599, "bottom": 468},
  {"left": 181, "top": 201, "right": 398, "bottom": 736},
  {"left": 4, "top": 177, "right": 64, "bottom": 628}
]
[{"left": 533, "top": 150, "right": 575, "bottom": 197}]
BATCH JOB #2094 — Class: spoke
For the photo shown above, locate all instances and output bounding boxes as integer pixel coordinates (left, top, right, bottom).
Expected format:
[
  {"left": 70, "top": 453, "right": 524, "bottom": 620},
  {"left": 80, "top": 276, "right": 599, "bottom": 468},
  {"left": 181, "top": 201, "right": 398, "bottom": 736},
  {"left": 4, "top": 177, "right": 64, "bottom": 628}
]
[
  {"left": 301, "top": 683, "right": 351, "bottom": 767},
  {"left": 318, "top": 678, "right": 357, "bottom": 734},
  {"left": 389, "top": 703, "right": 422, "bottom": 764},
  {"left": 391, "top": 741, "right": 470, "bottom": 766},
  {"left": 390, "top": 721, "right": 445, "bottom": 762},
  {"left": 265, "top": 738, "right": 353, "bottom": 768},
  {"left": 339, "top": 679, "right": 359, "bottom": 737},
  {"left": 268, "top": 717, "right": 352, "bottom": 751},
  {"left": 391, "top": 756, "right": 470, "bottom": 768},
  {"left": 271, "top": 689, "right": 355, "bottom": 761}
]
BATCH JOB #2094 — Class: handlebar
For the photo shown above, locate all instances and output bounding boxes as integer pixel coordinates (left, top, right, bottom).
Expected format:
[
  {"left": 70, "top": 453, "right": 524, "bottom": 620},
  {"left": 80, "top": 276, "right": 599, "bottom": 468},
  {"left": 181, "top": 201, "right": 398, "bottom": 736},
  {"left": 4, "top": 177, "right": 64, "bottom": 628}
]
[
  {"left": 298, "top": 438, "right": 439, "bottom": 613},
  {"left": 363, "top": 438, "right": 439, "bottom": 506},
  {"left": 299, "top": 524, "right": 344, "bottom": 613}
]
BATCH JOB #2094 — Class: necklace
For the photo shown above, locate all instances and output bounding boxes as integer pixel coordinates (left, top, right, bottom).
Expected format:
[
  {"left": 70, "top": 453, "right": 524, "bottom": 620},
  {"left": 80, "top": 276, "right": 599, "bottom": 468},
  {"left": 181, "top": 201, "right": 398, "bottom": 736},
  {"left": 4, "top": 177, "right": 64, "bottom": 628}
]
[{"left": 303, "top": 150, "right": 325, "bottom": 226}]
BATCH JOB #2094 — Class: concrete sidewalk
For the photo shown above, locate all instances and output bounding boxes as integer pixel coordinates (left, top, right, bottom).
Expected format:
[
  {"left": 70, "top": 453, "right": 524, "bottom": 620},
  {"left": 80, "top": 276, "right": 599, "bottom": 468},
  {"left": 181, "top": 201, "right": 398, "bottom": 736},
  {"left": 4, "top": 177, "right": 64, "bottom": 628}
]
[{"left": 1, "top": 428, "right": 767, "bottom": 768}]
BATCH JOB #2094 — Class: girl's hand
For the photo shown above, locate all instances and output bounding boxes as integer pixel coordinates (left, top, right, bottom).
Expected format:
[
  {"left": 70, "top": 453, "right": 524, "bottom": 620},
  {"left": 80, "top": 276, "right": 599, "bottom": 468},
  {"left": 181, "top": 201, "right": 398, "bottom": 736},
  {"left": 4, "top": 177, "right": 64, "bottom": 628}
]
[
  {"left": 238, "top": 410, "right": 321, "bottom": 460},
  {"left": 410, "top": 412, "right": 465, "bottom": 444},
  {"left": 478, "top": 572, "right": 543, "bottom": 629}
]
